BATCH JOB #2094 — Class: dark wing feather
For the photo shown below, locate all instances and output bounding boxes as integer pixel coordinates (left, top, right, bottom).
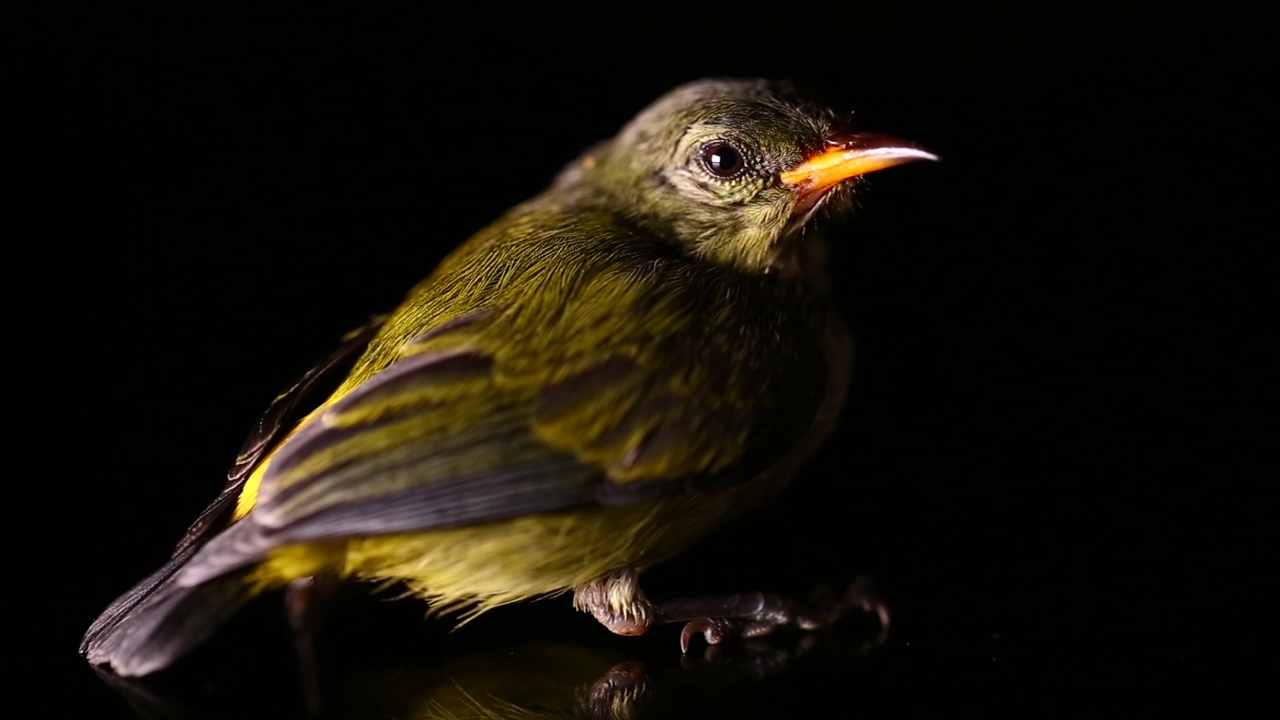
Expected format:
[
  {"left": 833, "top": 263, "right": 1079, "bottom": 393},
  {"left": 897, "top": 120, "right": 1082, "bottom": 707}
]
[
  {"left": 254, "top": 347, "right": 601, "bottom": 536},
  {"left": 81, "top": 541, "right": 201, "bottom": 655},
  {"left": 171, "top": 314, "right": 388, "bottom": 556},
  {"left": 225, "top": 314, "right": 391, "bottom": 491}
]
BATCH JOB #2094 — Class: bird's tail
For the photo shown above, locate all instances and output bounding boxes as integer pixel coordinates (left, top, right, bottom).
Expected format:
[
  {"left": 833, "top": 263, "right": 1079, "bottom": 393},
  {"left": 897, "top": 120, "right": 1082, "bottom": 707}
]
[
  {"left": 81, "top": 314, "right": 390, "bottom": 676},
  {"left": 79, "top": 541, "right": 258, "bottom": 677}
]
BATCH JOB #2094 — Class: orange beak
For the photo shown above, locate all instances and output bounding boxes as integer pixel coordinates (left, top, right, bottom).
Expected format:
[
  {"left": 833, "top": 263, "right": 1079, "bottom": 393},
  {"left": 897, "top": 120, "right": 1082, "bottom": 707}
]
[{"left": 781, "top": 132, "right": 938, "bottom": 216}]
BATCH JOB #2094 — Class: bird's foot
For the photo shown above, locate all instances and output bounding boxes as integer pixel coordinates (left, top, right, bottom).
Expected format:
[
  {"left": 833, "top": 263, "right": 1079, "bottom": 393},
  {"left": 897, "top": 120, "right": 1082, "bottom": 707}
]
[
  {"left": 573, "top": 567, "right": 655, "bottom": 636},
  {"left": 657, "top": 575, "right": 889, "bottom": 653},
  {"left": 283, "top": 573, "right": 345, "bottom": 714}
]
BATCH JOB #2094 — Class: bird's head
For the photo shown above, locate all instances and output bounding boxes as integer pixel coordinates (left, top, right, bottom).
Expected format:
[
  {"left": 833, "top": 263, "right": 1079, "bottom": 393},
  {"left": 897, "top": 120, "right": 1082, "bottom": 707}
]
[{"left": 554, "top": 78, "right": 936, "bottom": 277}]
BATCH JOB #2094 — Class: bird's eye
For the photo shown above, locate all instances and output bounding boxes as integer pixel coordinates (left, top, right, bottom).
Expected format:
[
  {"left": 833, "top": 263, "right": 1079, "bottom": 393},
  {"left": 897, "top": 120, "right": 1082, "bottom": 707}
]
[{"left": 698, "top": 141, "right": 746, "bottom": 179}]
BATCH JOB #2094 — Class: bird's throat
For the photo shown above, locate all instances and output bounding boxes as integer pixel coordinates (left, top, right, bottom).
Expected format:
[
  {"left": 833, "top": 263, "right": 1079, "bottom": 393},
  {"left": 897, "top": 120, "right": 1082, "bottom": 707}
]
[{"left": 767, "top": 232, "right": 835, "bottom": 293}]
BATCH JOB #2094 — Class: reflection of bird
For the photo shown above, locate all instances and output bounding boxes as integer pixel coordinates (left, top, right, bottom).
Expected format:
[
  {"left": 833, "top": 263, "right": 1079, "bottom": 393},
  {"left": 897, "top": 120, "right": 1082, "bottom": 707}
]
[
  {"left": 354, "top": 644, "right": 648, "bottom": 720},
  {"left": 99, "top": 634, "right": 874, "bottom": 720},
  {"left": 81, "top": 78, "right": 935, "bottom": 677}
]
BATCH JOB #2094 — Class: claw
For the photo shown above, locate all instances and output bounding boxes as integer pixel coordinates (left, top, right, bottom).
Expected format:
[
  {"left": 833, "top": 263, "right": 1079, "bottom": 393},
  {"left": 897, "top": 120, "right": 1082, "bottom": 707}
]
[
  {"left": 847, "top": 575, "right": 891, "bottom": 633},
  {"left": 679, "top": 618, "right": 733, "bottom": 653}
]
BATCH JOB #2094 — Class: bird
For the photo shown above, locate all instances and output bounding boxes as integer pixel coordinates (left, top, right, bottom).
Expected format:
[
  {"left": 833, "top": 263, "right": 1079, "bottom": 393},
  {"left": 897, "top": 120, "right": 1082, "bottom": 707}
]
[{"left": 80, "top": 78, "right": 936, "bottom": 677}]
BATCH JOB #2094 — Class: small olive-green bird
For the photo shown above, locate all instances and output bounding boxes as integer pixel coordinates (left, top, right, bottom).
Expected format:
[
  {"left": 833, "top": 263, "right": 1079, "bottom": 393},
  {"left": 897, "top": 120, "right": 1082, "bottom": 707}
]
[{"left": 81, "top": 78, "right": 935, "bottom": 677}]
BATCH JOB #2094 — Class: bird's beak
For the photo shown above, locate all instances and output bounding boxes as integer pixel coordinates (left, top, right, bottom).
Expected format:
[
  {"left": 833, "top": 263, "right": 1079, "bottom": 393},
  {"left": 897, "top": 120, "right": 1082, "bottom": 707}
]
[{"left": 781, "top": 132, "right": 938, "bottom": 216}]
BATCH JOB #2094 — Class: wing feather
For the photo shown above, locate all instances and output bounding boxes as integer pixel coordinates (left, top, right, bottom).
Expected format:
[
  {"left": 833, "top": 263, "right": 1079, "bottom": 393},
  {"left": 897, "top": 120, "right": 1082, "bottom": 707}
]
[{"left": 171, "top": 314, "right": 388, "bottom": 555}]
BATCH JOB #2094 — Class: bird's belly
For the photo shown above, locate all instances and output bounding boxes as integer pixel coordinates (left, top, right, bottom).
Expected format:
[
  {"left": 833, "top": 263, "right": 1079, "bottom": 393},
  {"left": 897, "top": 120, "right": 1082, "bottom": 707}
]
[{"left": 319, "top": 487, "right": 758, "bottom": 619}]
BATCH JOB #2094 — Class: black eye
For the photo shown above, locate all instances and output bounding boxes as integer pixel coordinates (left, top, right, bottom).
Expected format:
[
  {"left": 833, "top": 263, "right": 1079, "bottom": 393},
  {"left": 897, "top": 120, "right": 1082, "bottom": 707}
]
[{"left": 699, "top": 141, "right": 746, "bottom": 179}]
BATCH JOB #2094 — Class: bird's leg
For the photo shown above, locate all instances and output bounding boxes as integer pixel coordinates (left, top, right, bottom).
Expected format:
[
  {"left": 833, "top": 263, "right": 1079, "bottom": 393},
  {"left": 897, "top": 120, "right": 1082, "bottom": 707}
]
[
  {"left": 573, "top": 566, "right": 657, "bottom": 636},
  {"left": 284, "top": 575, "right": 339, "bottom": 714},
  {"left": 654, "top": 575, "right": 889, "bottom": 653}
]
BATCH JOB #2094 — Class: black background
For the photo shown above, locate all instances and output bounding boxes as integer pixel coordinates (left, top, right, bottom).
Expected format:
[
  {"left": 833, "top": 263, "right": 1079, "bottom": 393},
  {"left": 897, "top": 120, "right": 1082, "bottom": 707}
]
[{"left": 15, "top": 2, "right": 1266, "bottom": 716}]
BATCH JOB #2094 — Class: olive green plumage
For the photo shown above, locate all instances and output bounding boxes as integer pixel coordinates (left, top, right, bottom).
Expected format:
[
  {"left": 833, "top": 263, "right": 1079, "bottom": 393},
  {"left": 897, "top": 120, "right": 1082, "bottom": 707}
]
[{"left": 81, "top": 78, "right": 932, "bottom": 677}]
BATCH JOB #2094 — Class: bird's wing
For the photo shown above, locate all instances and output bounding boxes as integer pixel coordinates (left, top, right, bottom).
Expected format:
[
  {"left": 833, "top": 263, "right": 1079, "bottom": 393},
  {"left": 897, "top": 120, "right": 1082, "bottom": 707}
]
[{"left": 180, "top": 233, "right": 829, "bottom": 580}]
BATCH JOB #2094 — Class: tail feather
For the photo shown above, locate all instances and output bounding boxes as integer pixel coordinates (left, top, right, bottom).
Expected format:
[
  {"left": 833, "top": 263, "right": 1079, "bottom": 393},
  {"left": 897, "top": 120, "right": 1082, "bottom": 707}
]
[{"left": 80, "top": 544, "right": 257, "bottom": 677}]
